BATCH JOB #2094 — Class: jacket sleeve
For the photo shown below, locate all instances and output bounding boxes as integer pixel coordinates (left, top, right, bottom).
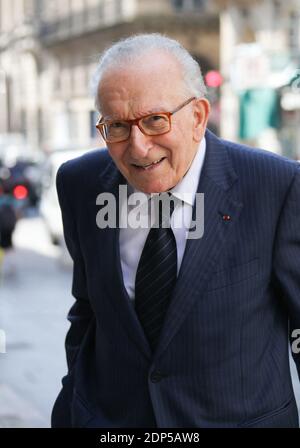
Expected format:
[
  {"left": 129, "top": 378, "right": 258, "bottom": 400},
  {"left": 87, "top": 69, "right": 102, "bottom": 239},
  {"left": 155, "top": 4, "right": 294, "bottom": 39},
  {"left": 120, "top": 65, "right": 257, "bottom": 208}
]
[
  {"left": 51, "top": 163, "right": 93, "bottom": 427},
  {"left": 57, "top": 163, "right": 94, "bottom": 371},
  {"left": 273, "top": 164, "right": 300, "bottom": 379}
]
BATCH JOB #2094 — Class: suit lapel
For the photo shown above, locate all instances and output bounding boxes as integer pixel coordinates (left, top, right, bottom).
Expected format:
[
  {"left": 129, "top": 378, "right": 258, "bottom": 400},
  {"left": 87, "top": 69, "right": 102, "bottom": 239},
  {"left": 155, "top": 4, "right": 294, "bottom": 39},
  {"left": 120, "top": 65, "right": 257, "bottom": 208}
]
[
  {"left": 95, "top": 131, "right": 244, "bottom": 361},
  {"left": 154, "top": 130, "right": 244, "bottom": 360},
  {"left": 96, "top": 158, "right": 152, "bottom": 360}
]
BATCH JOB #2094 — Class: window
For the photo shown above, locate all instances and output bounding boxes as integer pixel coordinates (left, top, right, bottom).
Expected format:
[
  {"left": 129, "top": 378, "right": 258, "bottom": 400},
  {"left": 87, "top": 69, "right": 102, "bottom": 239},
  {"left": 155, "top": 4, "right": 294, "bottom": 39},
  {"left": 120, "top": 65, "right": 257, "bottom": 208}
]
[
  {"left": 173, "top": 0, "right": 184, "bottom": 10},
  {"left": 172, "top": 0, "right": 205, "bottom": 11},
  {"left": 289, "top": 11, "right": 300, "bottom": 54}
]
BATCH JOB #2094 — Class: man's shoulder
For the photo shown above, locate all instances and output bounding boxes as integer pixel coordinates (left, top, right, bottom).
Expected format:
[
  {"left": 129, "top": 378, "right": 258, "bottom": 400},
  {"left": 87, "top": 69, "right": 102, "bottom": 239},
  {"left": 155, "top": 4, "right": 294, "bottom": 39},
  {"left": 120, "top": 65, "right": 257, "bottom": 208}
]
[
  {"left": 56, "top": 147, "right": 114, "bottom": 197},
  {"left": 221, "top": 139, "right": 298, "bottom": 169},
  {"left": 58, "top": 147, "right": 111, "bottom": 177},
  {"left": 216, "top": 134, "right": 299, "bottom": 180},
  {"left": 57, "top": 147, "right": 115, "bottom": 186}
]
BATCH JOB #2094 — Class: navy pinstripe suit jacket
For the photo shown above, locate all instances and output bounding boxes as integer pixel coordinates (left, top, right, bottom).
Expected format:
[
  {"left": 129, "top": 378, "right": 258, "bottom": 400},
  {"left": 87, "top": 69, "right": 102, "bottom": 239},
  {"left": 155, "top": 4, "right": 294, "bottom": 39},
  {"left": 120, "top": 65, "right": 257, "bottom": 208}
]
[{"left": 51, "top": 129, "right": 300, "bottom": 428}]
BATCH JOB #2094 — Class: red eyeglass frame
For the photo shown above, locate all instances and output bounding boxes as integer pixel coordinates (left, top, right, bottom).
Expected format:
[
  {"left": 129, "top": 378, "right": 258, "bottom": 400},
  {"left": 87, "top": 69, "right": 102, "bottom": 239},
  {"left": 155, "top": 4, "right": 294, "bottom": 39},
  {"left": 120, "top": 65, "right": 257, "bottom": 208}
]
[{"left": 95, "top": 96, "right": 196, "bottom": 143}]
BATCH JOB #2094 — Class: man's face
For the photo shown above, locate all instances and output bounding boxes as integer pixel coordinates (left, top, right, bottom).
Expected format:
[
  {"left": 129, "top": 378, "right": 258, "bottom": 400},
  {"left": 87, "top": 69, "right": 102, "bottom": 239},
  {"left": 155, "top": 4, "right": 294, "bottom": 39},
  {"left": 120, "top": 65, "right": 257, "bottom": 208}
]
[{"left": 98, "top": 52, "right": 210, "bottom": 193}]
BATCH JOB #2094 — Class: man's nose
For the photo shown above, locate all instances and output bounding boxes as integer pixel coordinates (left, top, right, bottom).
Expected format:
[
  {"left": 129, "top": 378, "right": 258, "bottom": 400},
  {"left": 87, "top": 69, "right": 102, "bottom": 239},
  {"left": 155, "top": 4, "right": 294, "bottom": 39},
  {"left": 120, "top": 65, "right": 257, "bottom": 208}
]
[{"left": 127, "top": 125, "right": 151, "bottom": 159}]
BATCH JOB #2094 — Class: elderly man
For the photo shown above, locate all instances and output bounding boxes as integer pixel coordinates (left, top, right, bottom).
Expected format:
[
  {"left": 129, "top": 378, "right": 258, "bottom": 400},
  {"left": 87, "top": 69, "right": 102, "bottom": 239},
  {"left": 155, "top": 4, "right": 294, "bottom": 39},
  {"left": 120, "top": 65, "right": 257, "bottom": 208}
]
[{"left": 51, "top": 34, "right": 300, "bottom": 428}]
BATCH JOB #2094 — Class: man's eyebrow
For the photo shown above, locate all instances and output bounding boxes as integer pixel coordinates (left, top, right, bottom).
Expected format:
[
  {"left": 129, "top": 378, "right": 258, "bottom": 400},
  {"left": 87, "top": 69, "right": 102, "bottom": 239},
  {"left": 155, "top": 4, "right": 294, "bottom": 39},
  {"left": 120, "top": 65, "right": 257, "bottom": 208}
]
[
  {"left": 101, "top": 114, "right": 119, "bottom": 121},
  {"left": 142, "top": 105, "right": 169, "bottom": 114},
  {"left": 143, "top": 106, "right": 169, "bottom": 115},
  {"left": 101, "top": 106, "right": 169, "bottom": 122}
]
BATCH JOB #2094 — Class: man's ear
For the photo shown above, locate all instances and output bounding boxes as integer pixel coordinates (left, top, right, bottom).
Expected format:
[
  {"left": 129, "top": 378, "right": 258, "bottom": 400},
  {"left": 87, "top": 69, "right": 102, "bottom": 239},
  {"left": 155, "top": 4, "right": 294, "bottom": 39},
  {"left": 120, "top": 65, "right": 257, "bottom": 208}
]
[{"left": 193, "top": 98, "right": 211, "bottom": 142}]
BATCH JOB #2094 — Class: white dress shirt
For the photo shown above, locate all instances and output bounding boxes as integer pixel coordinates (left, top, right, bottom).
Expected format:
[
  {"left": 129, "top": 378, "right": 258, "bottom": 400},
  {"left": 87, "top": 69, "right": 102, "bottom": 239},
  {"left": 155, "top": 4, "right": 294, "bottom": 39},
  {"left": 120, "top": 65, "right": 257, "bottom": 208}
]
[{"left": 119, "top": 137, "right": 206, "bottom": 301}]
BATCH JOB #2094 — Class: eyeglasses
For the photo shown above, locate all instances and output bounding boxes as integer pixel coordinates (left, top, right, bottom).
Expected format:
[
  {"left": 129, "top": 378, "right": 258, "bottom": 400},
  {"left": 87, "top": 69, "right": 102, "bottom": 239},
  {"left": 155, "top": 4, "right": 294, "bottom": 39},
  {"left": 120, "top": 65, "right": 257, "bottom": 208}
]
[{"left": 95, "top": 96, "right": 196, "bottom": 143}]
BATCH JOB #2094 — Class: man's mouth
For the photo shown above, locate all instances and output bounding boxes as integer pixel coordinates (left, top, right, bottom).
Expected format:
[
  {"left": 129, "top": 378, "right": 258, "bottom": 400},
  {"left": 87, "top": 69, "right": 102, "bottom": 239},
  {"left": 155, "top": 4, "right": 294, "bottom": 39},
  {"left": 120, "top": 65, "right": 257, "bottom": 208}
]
[{"left": 132, "top": 157, "right": 166, "bottom": 170}]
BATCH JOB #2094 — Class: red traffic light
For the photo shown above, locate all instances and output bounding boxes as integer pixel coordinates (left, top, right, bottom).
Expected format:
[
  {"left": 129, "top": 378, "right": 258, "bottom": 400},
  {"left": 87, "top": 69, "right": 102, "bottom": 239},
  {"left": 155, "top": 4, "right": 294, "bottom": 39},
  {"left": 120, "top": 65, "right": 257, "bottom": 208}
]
[
  {"left": 205, "top": 70, "right": 223, "bottom": 88},
  {"left": 13, "top": 185, "right": 28, "bottom": 200}
]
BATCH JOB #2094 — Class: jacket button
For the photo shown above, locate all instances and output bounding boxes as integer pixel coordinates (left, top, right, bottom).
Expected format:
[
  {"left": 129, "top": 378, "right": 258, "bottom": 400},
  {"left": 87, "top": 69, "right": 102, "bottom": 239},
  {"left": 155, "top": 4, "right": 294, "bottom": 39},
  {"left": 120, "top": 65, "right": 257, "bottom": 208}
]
[{"left": 150, "top": 370, "right": 165, "bottom": 383}]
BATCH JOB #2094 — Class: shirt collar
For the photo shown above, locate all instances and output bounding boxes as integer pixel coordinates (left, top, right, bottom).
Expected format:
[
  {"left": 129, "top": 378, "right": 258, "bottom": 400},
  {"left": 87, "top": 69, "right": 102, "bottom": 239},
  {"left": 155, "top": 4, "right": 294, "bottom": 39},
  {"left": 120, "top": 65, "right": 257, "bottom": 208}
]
[
  {"left": 128, "top": 136, "right": 206, "bottom": 207},
  {"left": 169, "top": 137, "right": 206, "bottom": 206}
]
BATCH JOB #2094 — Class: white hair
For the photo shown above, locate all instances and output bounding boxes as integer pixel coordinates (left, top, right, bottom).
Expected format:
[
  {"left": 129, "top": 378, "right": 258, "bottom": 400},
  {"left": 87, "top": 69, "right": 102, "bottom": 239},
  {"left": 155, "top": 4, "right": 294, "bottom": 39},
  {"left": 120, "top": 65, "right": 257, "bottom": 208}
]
[{"left": 91, "top": 33, "right": 207, "bottom": 112}]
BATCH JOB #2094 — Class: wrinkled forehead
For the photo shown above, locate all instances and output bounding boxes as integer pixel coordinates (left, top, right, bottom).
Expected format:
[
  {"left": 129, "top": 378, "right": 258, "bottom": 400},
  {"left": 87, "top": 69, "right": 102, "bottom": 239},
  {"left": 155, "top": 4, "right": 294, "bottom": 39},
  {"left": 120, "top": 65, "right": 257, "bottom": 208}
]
[
  {"left": 97, "top": 51, "right": 186, "bottom": 115},
  {"left": 99, "top": 49, "right": 184, "bottom": 87}
]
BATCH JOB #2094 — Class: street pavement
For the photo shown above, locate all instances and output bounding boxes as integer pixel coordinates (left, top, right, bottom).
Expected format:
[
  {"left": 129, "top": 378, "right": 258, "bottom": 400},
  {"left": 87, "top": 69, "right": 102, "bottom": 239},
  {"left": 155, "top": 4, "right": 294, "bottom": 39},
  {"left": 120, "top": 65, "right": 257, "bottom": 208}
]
[
  {"left": 0, "top": 212, "right": 73, "bottom": 427},
  {"left": 0, "top": 212, "right": 299, "bottom": 427}
]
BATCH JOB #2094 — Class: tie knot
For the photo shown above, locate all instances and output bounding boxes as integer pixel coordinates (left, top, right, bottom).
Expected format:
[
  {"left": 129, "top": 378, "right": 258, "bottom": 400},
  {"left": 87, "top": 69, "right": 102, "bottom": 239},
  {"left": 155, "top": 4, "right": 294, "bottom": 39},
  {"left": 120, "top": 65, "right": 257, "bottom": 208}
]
[{"left": 152, "top": 192, "right": 179, "bottom": 228}]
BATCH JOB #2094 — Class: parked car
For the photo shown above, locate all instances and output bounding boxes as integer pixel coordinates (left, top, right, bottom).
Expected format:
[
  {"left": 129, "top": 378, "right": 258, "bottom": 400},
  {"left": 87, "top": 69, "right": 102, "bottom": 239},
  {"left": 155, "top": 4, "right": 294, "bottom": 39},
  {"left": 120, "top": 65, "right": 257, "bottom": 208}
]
[
  {"left": 0, "top": 134, "right": 44, "bottom": 208},
  {"left": 0, "top": 162, "right": 29, "bottom": 250},
  {"left": 0, "top": 162, "right": 30, "bottom": 215},
  {"left": 39, "top": 149, "right": 87, "bottom": 246}
]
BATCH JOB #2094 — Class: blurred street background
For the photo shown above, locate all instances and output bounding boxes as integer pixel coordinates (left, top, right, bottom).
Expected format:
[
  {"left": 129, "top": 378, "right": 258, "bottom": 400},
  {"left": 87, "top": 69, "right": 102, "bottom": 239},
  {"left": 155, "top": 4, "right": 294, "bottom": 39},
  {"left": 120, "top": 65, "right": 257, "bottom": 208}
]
[
  {"left": 1, "top": 0, "right": 300, "bottom": 427},
  {"left": 0, "top": 211, "right": 299, "bottom": 427},
  {"left": 0, "top": 211, "right": 73, "bottom": 427}
]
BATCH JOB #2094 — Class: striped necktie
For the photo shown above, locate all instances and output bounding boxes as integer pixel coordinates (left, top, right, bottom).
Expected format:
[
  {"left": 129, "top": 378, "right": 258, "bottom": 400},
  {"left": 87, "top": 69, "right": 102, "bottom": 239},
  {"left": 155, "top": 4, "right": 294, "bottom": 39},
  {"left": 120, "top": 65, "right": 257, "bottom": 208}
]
[{"left": 135, "top": 192, "right": 178, "bottom": 352}]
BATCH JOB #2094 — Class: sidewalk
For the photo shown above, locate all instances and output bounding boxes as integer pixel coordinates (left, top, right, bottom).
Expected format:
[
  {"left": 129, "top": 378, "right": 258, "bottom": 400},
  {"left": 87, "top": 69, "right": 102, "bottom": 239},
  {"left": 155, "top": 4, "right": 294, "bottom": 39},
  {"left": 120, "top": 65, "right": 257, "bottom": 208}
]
[{"left": 0, "top": 384, "right": 48, "bottom": 428}]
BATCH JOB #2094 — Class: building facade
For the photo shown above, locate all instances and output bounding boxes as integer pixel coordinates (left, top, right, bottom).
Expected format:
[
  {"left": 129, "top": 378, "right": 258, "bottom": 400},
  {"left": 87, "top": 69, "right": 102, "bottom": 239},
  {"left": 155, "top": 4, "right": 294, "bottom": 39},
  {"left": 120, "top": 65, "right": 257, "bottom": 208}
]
[
  {"left": 0, "top": 0, "right": 220, "bottom": 152},
  {"left": 217, "top": 0, "right": 300, "bottom": 158},
  {"left": 1, "top": 0, "right": 298, "bottom": 157}
]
